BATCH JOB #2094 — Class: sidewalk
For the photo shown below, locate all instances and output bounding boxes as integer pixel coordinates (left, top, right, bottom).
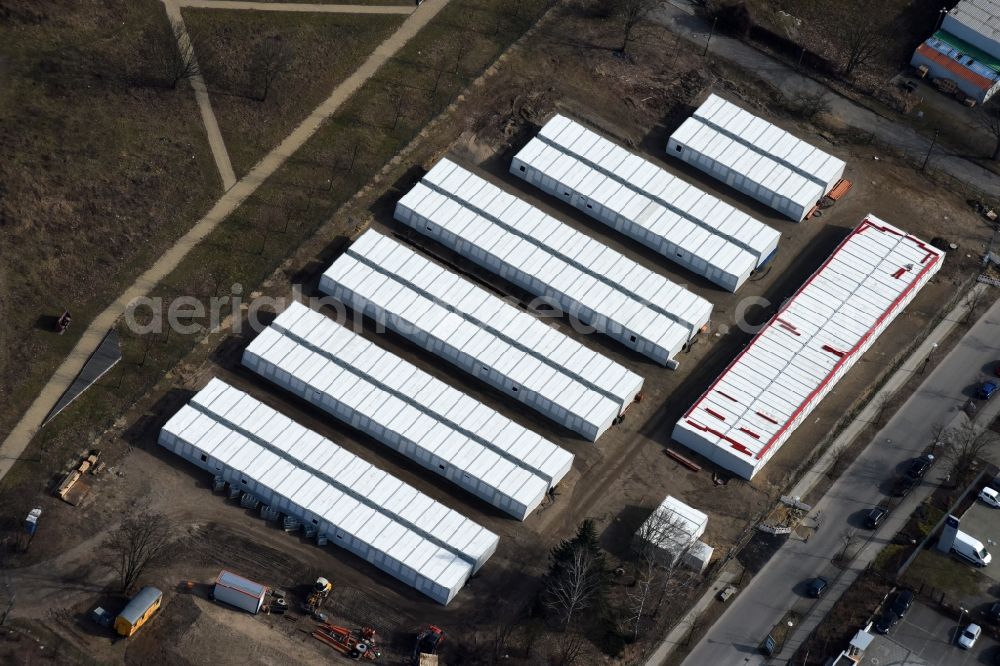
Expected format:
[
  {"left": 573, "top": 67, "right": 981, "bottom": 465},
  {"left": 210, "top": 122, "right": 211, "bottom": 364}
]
[
  {"left": 651, "top": 1, "right": 1000, "bottom": 198},
  {"left": 645, "top": 284, "right": 992, "bottom": 666}
]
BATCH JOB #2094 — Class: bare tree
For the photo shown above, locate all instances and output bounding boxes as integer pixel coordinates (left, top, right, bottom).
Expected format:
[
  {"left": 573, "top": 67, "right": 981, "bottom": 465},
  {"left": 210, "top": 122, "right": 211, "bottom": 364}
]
[
  {"left": 873, "top": 391, "right": 894, "bottom": 425},
  {"left": 963, "top": 287, "right": 985, "bottom": 324},
  {"left": 103, "top": 508, "right": 172, "bottom": 593},
  {"left": 250, "top": 35, "right": 291, "bottom": 102},
  {"left": 827, "top": 1, "right": 888, "bottom": 77},
  {"left": 943, "top": 420, "right": 990, "bottom": 486},
  {"left": 146, "top": 21, "right": 200, "bottom": 89},
  {"left": 616, "top": 0, "right": 658, "bottom": 55},
  {"left": 549, "top": 630, "right": 585, "bottom": 666},
  {"left": 977, "top": 102, "right": 1000, "bottom": 161},
  {"left": 543, "top": 546, "right": 603, "bottom": 630},
  {"left": 826, "top": 444, "right": 850, "bottom": 478},
  {"left": 625, "top": 508, "right": 692, "bottom": 639}
]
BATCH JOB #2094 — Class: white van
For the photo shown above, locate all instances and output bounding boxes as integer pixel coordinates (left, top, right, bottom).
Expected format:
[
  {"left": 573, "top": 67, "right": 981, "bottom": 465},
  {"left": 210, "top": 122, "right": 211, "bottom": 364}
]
[{"left": 952, "top": 531, "right": 992, "bottom": 567}]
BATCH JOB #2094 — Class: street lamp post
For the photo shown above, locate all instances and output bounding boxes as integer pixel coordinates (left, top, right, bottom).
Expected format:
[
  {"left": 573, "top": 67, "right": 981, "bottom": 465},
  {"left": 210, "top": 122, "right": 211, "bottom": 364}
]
[
  {"left": 703, "top": 17, "right": 718, "bottom": 57},
  {"left": 936, "top": 6, "right": 948, "bottom": 32},
  {"left": 921, "top": 129, "right": 939, "bottom": 172}
]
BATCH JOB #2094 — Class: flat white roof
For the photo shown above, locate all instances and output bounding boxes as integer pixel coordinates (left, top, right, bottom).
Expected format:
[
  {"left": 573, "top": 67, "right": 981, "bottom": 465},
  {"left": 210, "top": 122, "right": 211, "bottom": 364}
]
[
  {"left": 162, "top": 379, "right": 499, "bottom": 595},
  {"left": 396, "top": 159, "right": 712, "bottom": 360},
  {"left": 515, "top": 114, "right": 779, "bottom": 279},
  {"left": 637, "top": 495, "right": 708, "bottom": 550},
  {"left": 671, "top": 94, "right": 845, "bottom": 212},
  {"left": 321, "top": 229, "right": 642, "bottom": 440},
  {"left": 676, "top": 216, "right": 943, "bottom": 464},
  {"left": 949, "top": 0, "right": 1000, "bottom": 47},
  {"left": 242, "top": 302, "right": 573, "bottom": 517}
]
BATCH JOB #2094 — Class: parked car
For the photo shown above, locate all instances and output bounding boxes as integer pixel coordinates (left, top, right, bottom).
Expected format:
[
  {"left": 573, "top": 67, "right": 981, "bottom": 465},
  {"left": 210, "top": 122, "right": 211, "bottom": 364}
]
[
  {"left": 865, "top": 507, "right": 889, "bottom": 529},
  {"left": 892, "top": 475, "right": 919, "bottom": 498},
  {"left": 979, "top": 381, "right": 998, "bottom": 400},
  {"left": 807, "top": 577, "right": 828, "bottom": 598},
  {"left": 873, "top": 609, "right": 899, "bottom": 634},
  {"left": 984, "top": 602, "right": 1000, "bottom": 623},
  {"left": 958, "top": 623, "right": 982, "bottom": 649},
  {"left": 907, "top": 454, "right": 935, "bottom": 480},
  {"left": 889, "top": 589, "right": 913, "bottom": 618},
  {"left": 980, "top": 487, "right": 1000, "bottom": 509}
]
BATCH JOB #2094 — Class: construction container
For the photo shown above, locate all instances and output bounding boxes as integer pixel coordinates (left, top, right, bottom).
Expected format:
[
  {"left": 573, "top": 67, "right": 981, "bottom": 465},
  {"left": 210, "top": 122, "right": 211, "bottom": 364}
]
[
  {"left": 213, "top": 570, "right": 267, "bottom": 614},
  {"left": 241, "top": 302, "right": 573, "bottom": 521},
  {"left": 395, "top": 159, "right": 712, "bottom": 364},
  {"left": 114, "top": 586, "right": 162, "bottom": 637},
  {"left": 320, "top": 229, "right": 644, "bottom": 439},
  {"left": 511, "top": 114, "right": 780, "bottom": 291},
  {"left": 159, "top": 380, "right": 499, "bottom": 605},
  {"left": 668, "top": 94, "right": 846, "bottom": 222}
]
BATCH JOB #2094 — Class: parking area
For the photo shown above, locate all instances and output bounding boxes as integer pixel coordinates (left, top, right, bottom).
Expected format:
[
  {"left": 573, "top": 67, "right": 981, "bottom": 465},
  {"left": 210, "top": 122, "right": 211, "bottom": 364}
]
[
  {"left": 863, "top": 601, "right": 1000, "bottom": 665},
  {"left": 962, "top": 499, "right": 1000, "bottom": 586}
]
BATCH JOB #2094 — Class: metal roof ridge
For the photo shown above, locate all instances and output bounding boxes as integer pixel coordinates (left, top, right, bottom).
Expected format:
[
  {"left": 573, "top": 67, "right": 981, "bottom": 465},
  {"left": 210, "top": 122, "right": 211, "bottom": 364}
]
[
  {"left": 187, "top": 389, "right": 481, "bottom": 568},
  {"left": 420, "top": 168, "right": 699, "bottom": 334},
  {"left": 533, "top": 126, "right": 763, "bottom": 257},
  {"left": 267, "top": 315, "right": 558, "bottom": 484},
  {"left": 343, "top": 239, "right": 621, "bottom": 412}
]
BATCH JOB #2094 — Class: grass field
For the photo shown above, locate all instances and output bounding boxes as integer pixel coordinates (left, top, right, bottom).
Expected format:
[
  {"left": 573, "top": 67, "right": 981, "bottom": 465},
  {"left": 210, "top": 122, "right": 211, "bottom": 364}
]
[
  {"left": 0, "top": 0, "right": 220, "bottom": 455},
  {"left": 182, "top": 8, "right": 407, "bottom": 177}
]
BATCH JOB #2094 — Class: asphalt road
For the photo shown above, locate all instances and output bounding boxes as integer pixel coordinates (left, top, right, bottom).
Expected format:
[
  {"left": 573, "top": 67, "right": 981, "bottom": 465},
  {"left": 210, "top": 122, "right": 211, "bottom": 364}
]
[{"left": 681, "top": 298, "right": 1000, "bottom": 665}]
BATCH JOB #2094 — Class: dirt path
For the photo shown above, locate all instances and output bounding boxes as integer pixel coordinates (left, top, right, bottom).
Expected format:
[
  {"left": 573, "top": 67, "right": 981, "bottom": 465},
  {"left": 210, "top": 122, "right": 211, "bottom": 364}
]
[
  {"left": 0, "top": 0, "right": 451, "bottom": 483},
  {"left": 178, "top": 0, "right": 415, "bottom": 12},
  {"left": 164, "top": 0, "right": 237, "bottom": 191}
]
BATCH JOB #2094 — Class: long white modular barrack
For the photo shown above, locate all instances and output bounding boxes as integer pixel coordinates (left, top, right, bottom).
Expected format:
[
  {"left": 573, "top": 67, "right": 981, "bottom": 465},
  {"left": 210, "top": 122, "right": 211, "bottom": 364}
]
[
  {"left": 320, "top": 230, "right": 643, "bottom": 441},
  {"left": 242, "top": 301, "right": 574, "bottom": 520},
  {"left": 394, "top": 159, "right": 713, "bottom": 365},
  {"left": 510, "top": 114, "right": 780, "bottom": 292},
  {"left": 667, "top": 94, "right": 847, "bottom": 222},
  {"left": 672, "top": 216, "right": 943, "bottom": 479},
  {"left": 159, "top": 379, "right": 499, "bottom": 605}
]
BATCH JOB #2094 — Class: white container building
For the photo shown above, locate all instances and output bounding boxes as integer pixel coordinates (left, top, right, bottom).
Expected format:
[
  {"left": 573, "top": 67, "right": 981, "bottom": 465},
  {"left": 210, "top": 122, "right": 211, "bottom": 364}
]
[
  {"left": 510, "top": 114, "right": 780, "bottom": 292},
  {"left": 942, "top": 0, "right": 1000, "bottom": 61},
  {"left": 241, "top": 301, "right": 574, "bottom": 520},
  {"left": 395, "top": 159, "right": 713, "bottom": 365},
  {"left": 672, "top": 216, "right": 943, "bottom": 479},
  {"left": 320, "top": 230, "right": 643, "bottom": 441},
  {"left": 667, "top": 94, "right": 846, "bottom": 222},
  {"left": 213, "top": 570, "right": 268, "bottom": 614},
  {"left": 634, "top": 495, "right": 708, "bottom": 567},
  {"left": 159, "top": 379, "right": 500, "bottom": 604}
]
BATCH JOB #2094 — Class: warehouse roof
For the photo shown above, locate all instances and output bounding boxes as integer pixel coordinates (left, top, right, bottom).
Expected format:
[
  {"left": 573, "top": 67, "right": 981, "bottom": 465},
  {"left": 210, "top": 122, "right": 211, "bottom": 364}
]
[
  {"left": 320, "top": 229, "right": 641, "bottom": 440},
  {"left": 513, "top": 115, "right": 779, "bottom": 287},
  {"left": 670, "top": 94, "right": 845, "bottom": 216},
  {"left": 242, "top": 302, "right": 573, "bottom": 518},
  {"left": 676, "top": 217, "right": 942, "bottom": 464},
  {"left": 948, "top": 0, "right": 1000, "bottom": 49},
  {"left": 162, "top": 380, "right": 499, "bottom": 598}
]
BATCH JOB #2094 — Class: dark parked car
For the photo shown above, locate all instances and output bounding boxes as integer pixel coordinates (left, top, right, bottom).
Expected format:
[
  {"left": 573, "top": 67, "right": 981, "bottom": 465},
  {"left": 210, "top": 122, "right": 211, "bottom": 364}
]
[
  {"left": 892, "top": 475, "right": 919, "bottom": 497},
  {"left": 984, "top": 602, "right": 1000, "bottom": 624},
  {"left": 907, "top": 454, "right": 935, "bottom": 480},
  {"left": 865, "top": 507, "right": 889, "bottom": 529},
  {"left": 807, "top": 577, "right": 829, "bottom": 598},
  {"left": 889, "top": 589, "right": 913, "bottom": 618},
  {"left": 873, "top": 609, "right": 899, "bottom": 634},
  {"left": 979, "top": 381, "right": 998, "bottom": 400}
]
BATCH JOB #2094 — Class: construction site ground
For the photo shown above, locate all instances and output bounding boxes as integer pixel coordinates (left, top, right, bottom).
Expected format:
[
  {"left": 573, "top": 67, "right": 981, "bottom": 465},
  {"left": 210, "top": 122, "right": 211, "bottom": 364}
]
[{"left": 3, "top": 5, "right": 999, "bottom": 665}]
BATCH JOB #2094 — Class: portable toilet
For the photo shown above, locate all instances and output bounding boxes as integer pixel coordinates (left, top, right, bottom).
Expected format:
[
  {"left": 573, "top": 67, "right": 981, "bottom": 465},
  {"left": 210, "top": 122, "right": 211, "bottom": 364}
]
[{"left": 115, "top": 586, "right": 163, "bottom": 637}]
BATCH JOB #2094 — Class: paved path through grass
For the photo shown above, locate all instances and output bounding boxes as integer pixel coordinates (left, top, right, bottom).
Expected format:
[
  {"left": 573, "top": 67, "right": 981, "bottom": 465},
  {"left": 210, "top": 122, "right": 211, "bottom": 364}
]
[
  {"left": 178, "top": 1, "right": 415, "bottom": 13},
  {"left": 165, "top": 0, "right": 237, "bottom": 190},
  {"left": 0, "top": 0, "right": 450, "bottom": 482}
]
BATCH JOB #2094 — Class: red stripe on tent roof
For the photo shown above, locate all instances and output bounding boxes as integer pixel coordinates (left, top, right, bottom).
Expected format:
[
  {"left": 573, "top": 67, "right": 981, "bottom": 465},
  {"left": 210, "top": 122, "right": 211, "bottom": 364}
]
[
  {"left": 706, "top": 408, "right": 726, "bottom": 421},
  {"left": 717, "top": 391, "right": 738, "bottom": 402},
  {"left": 756, "top": 411, "right": 779, "bottom": 424},
  {"left": 739, "top": 428, "right": 760, "bottom": 439},
  {"left": 680, "top": 218, "right": 942, "bottom": 464},
  {"left": 891, "top": 268, "right": 906, "bottom": 279},
  {"left": 822, "top": 344, "right": 846, "bottom": 357},
  {"left": 685, "top": 420, "right": 753, "bottom": 457}
]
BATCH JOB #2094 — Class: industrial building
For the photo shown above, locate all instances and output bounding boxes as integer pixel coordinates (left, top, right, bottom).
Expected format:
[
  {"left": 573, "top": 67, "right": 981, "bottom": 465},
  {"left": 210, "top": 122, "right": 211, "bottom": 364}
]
[
  {"left": 510, "top": 114, "right": 780, "bottom": 292},
  {"left": 394, "top": 159, "right": 713, "bottom": 365},
  {"left": 911, "top": 30, "right": 1000, "bottom": 104},
  {"left": 242, "top": 301, "right": 574, "bottom": 520},
  {"left": 672, "top": 216, "right": 943, "bottom": 479},
  {"left": 114, "top": 586, "right": 162, "bottom": 637},
  {"left": 668, "top": 94, "right": 847, "bottom": 222},
  {"left": 159, "top": 379, "right": 500, "bottom": 604},
  {"left": 320, "top": 230, "right": 643, "bottom": 440},
  {"left": 634, "top": 496, "right": 713, "bottom": 572},
  {"left": 942, "top": 0, "right": 1000, "bottom": 60},
  {"left": 213, "top": 570, "right": 268, "bottom": 614}
]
